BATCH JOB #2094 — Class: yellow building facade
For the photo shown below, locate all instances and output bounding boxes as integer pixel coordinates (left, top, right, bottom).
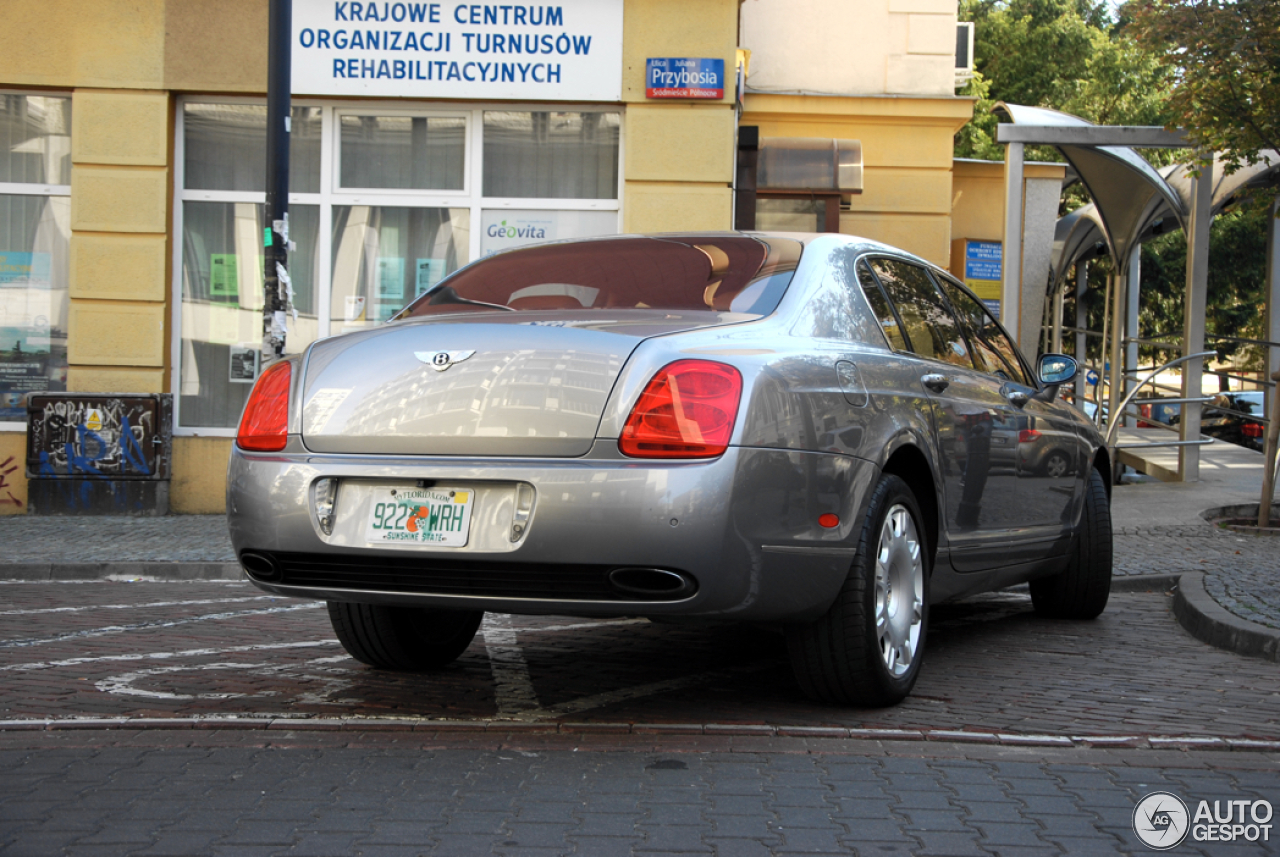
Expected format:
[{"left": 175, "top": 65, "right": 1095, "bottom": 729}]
[{"left": 0, "top": 0, "right": 975, "bottom": 514}]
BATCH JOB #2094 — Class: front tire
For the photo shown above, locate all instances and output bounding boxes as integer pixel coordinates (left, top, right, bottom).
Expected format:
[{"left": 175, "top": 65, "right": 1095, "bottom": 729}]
[
  {"left": 786, "top": 474, "right": 929, "bottom": 707},
  {"left": 328, "top": 602, "right": 484, "bottom": 670},
  {"left": 1030, "top": 467, "right": 1112, "bottom": 619}
]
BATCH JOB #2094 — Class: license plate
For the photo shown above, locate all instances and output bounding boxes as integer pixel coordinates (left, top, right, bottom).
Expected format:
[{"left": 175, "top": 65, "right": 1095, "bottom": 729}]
[{"left": 365, "top": 487, "right": 474, "bottom": 547}]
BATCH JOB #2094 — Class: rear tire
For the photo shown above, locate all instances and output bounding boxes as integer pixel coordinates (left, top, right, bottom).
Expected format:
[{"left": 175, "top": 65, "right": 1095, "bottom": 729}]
[
  {"left": 1030, "top": 468, "right": 1112, "bottom": 619},
  {"left": 786, "top": 474, "right": 929, "bottom": 707},
  {"left": 1042, "top": 449, "right": 1070, "bottom": 478},
  {"left": 328, "top": 602, "right": 483, "bottom": 670}
]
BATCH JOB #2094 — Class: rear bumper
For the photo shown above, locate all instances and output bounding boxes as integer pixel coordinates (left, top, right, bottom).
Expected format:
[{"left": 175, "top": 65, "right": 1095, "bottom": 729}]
[{"left": 227, "top": 442, "right": 877, "bottom": 621}]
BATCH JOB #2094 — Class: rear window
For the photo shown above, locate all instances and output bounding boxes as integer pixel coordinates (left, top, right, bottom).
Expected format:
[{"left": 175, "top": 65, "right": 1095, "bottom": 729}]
[{"left": 395, "top": 235, "right": 800, "bottom": 319}]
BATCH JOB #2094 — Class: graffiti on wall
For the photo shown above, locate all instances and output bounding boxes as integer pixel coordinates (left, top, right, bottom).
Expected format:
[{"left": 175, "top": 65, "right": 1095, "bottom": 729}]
[
  {"left": 0, "top": 456, "right": 21, "bottom": 507},
  {"left": 25, "top": 395, "right": 172, "bottom": 512},
  {"left": 30, "top": 399, "right": 154, "bottom": 478}
]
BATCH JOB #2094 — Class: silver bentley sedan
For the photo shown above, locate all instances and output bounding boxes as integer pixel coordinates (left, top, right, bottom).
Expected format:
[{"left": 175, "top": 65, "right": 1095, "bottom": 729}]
[{"left": 228, "top": 232, "right": 1113, "bottom": 707}]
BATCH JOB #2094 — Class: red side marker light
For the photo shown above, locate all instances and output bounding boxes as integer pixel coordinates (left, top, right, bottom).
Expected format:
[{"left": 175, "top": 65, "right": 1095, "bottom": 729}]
[
  {"left": 237, "top": 360, "right": 292, "bottom": 452},
  {"left": 818, "top": 513, "right": 840, "bottom": 529}
]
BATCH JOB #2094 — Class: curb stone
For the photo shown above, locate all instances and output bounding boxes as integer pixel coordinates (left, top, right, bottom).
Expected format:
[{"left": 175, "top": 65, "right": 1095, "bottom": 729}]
[
  {"left": 1110, "top": 573, "right": 1181, "bottom": 592},
  {"left": 0, "top": 717, "right": 1276, "bottom": 750},
  {"left": 1172, "top": 571, "right": 1280, "bottom": 662}
]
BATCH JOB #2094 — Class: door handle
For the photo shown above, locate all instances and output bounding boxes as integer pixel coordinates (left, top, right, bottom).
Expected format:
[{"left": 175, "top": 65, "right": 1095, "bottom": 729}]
[
  {"left": 1006, "top": 390, "right": 1031, "bottom": 407},
  {"left": 921, "top": 374, "right": 949, "bottom": 393}
]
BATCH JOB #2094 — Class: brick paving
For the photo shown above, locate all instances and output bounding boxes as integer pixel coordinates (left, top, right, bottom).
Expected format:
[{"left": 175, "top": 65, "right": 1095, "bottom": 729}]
[
  {"left": 0, "top": 581, "right": 1276, "bottom": 739},
  {"left": 0, "top": 734, "right": 1276, "bottom": 857},
  {"left": 0, "top": 515, "right": 236, "bottom": 564},
  {"left": 1113, "top": 522, "right": 1280, "bottom": 630}
]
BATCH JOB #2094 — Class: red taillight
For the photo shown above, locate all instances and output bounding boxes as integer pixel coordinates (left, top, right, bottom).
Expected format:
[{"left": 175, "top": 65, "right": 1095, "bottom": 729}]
[
  {"left": 237, "top": 360, "right": 292, "bottom": 452},
  {"left": 619, "top": 360, "right": 743, "bottom": 458},
  {"left": 1018, "top": 429, "right": 1041, "bottom": 443},
  {"left": 1243, "top": 422, "right": 1264, "bottom": 438}
]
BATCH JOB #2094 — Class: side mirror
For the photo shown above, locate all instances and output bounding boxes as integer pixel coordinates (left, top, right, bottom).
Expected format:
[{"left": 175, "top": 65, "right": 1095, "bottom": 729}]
[{"left": 1037, "top": 353, "right": 1078, "bottom": 387}]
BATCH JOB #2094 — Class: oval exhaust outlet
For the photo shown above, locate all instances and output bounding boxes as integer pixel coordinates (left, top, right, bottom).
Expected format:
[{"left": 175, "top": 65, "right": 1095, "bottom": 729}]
[
  {"left": 607, "top": 568, "right": 697, "bottom": 600},
  {"left": 239, "top": 551, "right": 282, "bottom": 582}
]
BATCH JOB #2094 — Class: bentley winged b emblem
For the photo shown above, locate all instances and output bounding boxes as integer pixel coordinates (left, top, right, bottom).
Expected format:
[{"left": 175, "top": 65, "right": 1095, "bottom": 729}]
[{"left": 416, "top": 350, "right": 476, "bottom": 372}]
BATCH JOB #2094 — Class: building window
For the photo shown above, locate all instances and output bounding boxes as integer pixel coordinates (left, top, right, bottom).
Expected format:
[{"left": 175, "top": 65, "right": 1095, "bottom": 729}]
[
  {"left": 174, "top": 100, "right": 622, "bottom": 432},
  {"left": 482, "top": 111, "right": 619, "bottom": 199},
  {"left": 331, "top": 205, "right": 469, "bottom": 327},
  {"left": 338, "top": 114, "right": 466, "bottom": 190},
  {"left": 0, "top": 94, "right": 71, "bottom": 424}
]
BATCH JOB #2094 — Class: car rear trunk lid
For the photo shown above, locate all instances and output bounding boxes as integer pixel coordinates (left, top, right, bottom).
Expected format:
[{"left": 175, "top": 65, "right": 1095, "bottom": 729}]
[{"left": 300, "top": 311, "right": 747, "bottom": 456}]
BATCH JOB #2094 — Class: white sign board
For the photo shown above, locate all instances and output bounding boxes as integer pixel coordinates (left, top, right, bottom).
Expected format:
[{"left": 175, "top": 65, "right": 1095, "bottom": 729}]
[
  {"left": 292, "top": 1, "right": 624, "bottom": 101},
  {"left": 480, "top": 210, "right": 618, "bottom": 257}
]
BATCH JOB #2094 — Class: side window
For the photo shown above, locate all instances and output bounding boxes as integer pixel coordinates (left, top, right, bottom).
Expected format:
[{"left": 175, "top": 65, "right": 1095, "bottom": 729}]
[
  {"left": 870, "top": 259, "right": 976, "bottom": 370},
  {"left": 938, "top": 279, "right": 1030, "bottom": 385},
  {"left": 856, "top": 260, "right": 908, "bottom": 351}
]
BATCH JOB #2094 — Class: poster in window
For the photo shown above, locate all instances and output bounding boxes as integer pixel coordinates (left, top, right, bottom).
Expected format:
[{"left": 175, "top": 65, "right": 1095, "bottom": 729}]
[
  {"left": 210, "top": 254, "right": 240, "bottom": 303},
  {"left": 229, "top": 344, "right": 260, "bottom": 384},
  {"left": 376, "top": 257, "right": 405, "bottom": 300},
  {"left": 0, "top": 326, "right": 51, "bottom": 420},
  {"left": 415, "top": 258, "right": 446, "bottom": 297},
  {"left": 0, "top": 252, "right": 52, "bottom": 286},
  {"left": 0, "top": 249, "right": 63, "bottom": 418},
  {"left": 344, "top": 296, "right": 366, "bottom": 322}
]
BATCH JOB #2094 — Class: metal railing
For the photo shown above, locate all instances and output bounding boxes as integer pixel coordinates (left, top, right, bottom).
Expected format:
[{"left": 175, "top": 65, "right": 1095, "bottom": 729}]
[{"left": 1104, "top": 351, "right": 1218, "bottom": 449}]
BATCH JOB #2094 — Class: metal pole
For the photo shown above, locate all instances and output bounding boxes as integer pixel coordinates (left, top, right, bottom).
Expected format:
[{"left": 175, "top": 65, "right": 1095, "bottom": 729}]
[
  {"left": 1107, "top": 266, "right": 1126, "bottom": 431},
  {"left": 263, "top": 0, "right": 292, "bottom": 365},
  {"left": 1259, "top": 368, "right": 1280, "bottom": 527},
  {"left": 1001, "top": 142, "right": 1024, "bottom": 342},
  {"left": 1125, "top": 245, "right": 1141, "bottom": 426},
  {"left": 1075, "top": 261, "right": 1088, "bottom": 407},
  {"left": 1265, "top": 200, "right": 1280, "bottom": 421},
  {"left": 1097, "top": 267, "right": 1112, "bottom": 428},
  {"left": 1179, "top": 163, "right": 1213, "bottom": 481},
  {"left": 1050, "top": 282, "right": 1064, "bottom": 354}
]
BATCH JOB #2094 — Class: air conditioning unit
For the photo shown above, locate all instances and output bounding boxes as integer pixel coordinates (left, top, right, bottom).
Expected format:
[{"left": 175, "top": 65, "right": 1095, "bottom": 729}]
[{"left": 956, "top": 22, "right": 975, "bottom": 88}]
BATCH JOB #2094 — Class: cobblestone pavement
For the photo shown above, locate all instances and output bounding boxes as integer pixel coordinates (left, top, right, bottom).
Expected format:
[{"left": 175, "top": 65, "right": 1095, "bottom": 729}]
[
  {"left": 0, "top": 515, "right": 236, "bottom": 564},
  {"left": 1, "top": 735, "right": 1277, "bottom": 857},
  {"left": 1113, "top": 523, "right": 1280, "bottom": 630},
  {"left": 1, "top": 581, "right": 1276, "bottom": 738}
]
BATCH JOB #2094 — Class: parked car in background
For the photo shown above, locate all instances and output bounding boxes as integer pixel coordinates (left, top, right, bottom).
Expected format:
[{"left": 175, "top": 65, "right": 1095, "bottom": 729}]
[
  {"left": 1138, "top": 391, "right": 1266, "bottom": 451},
  {"left": 228, "top": 232, "right": 1113, "bottom": 708},
  {"left": 1016, "top": 416, "right": 1078, "bottom": 478},
  {"left": 1202, "top": 391, "right": 1266, "bottom": 451},
  {"left": 1137, "top": 397, "right": 1181, "bottom": 429}
]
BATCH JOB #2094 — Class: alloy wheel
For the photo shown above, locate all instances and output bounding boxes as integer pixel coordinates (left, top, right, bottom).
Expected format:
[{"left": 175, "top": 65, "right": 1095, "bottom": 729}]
[
  {"left": 1045, "top": 452, "right": 1068, "bottom": 478},
  {"left": 873, "top": 504, "right": 924, "bottom": 677}
]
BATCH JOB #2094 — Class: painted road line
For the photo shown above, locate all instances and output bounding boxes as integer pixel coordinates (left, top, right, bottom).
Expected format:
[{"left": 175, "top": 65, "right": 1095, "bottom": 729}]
[
  {"left": 482, "top": 613, "right": 541, "bottom": 717},
  {"left": 0, "top": 641, "right": 341, "bottom": 677},
  {"left": 0, "top": 603, "right": 324, "bottom": 649},
  {"left": 0, "top": 596, "right": 277, "bottom": 616}
]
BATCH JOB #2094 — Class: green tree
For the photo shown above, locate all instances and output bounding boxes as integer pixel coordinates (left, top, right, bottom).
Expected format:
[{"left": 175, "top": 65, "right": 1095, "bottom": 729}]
[
  {"left": 1137, "top": 207, "right": 1270, "bottom": 366},
  {"left": 1132, "top": 0, "right": 1280, "bottom": 183}
]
